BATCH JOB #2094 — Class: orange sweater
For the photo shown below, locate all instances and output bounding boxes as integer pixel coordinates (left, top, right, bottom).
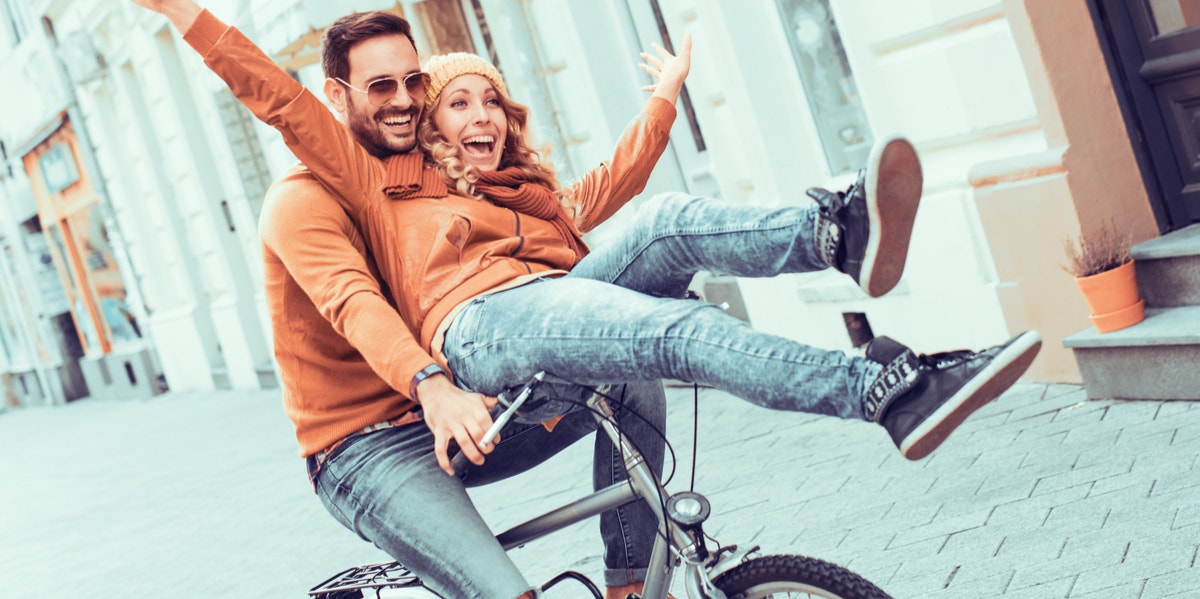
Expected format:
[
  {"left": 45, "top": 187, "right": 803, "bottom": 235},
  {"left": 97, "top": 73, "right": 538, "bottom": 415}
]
[
  {"left": 184, "top": 11, "right": 674, "bottom": 456},
  {"left": 260, "top": 167, "right": 418, "bottom": 456}
]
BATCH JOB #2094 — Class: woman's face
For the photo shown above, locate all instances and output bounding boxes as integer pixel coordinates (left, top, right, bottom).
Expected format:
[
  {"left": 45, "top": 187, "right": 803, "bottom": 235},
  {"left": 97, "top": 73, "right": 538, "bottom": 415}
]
[{"left": 432, "top": 74, "right": 508, "bottom": 172}]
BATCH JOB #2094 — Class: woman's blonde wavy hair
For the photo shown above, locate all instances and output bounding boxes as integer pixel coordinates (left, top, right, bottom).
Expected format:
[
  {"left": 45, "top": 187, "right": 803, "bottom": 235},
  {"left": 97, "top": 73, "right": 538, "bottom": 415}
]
[{"left": 417, "top": 85, "right": 579, "bottom": 221}]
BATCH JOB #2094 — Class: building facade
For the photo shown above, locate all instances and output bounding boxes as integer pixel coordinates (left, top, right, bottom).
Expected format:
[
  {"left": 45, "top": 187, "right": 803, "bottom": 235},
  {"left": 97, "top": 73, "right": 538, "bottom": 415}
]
[{"left": 0, "top": 0, "right": 1194, "bottom": 404}]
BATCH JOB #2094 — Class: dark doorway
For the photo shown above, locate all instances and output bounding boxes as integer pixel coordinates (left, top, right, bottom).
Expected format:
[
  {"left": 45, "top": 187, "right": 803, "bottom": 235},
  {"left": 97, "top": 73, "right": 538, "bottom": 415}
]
[{"left": 1092, "top": 0, "right": 1200, "bottom": 232}]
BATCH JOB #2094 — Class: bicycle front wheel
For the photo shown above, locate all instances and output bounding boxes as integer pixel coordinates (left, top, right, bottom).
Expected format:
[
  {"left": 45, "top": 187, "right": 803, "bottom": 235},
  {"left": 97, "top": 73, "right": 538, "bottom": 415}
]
[{"left": 712, "top": 554, "right": 893, "bottom": 599}]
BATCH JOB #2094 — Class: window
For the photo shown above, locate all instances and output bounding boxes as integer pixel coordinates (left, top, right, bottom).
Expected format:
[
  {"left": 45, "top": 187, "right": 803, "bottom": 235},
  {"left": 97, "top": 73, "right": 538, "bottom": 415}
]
[
  {"left": 2, "top": 0, "right": 29, "bottom": 45},
  {"left": 214, "top": 89, "right": 272, "bottom": 221},
  {"left": 411, "top": 0, "right": 477, "bottom": 56},
  {"left": 1146, "top": 0, "right": 1200, "bottom": 35},
  {"left": 775, "top": 0, "right": 872, "bottom": 175}
]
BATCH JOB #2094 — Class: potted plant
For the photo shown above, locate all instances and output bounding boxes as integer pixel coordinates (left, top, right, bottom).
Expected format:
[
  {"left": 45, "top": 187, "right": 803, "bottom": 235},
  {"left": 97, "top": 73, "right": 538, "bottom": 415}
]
[{"left": 1062, "top": 221, "right": 1144, "bottom": 333}]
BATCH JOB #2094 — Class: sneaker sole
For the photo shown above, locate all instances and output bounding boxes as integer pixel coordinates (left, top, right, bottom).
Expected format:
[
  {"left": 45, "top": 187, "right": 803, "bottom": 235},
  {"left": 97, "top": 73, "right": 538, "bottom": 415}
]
[
  {"left": 860, "top": 135, "right": 923, "bottom": 298},
  {"left": 899, "top": 331, "right": 1043, "bottom": 460}
]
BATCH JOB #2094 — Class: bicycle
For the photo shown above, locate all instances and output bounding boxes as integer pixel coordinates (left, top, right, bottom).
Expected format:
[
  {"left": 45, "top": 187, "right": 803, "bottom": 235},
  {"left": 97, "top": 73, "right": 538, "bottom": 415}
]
[{"left": 308, "top": 372, "right": 894, "bottom": 599}]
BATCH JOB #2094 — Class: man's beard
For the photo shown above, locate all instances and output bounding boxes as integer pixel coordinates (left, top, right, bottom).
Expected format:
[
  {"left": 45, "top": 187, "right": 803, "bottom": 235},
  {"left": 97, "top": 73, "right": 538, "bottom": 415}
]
[{"left": 346, "top": 98, "right": 418, "bottom": 158}]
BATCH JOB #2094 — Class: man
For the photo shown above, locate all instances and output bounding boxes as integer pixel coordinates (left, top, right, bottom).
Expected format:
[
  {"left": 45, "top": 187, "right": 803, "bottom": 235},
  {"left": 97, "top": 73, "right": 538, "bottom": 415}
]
[{"left": 132, "top": 1, "right": 669, "bottom": 598}]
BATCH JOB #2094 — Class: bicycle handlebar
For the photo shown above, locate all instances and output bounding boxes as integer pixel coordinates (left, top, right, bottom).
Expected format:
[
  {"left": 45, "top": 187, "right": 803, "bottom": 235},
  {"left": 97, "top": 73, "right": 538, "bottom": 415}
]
[{"left": 481, "top": 371, "right": 545, "bottom": 447}]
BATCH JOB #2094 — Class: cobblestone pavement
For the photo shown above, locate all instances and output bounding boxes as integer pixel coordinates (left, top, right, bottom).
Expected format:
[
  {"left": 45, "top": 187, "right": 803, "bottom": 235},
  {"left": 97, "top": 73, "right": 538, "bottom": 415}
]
[{"left": 1, "top": 383, "right": 1197, "bottom": 598}]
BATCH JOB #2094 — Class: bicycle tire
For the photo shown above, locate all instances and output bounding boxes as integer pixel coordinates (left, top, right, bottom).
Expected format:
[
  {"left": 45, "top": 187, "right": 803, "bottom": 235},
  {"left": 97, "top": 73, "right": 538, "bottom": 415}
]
[{"left": 712, "top": 554, "right": 893, "bottom": 599}]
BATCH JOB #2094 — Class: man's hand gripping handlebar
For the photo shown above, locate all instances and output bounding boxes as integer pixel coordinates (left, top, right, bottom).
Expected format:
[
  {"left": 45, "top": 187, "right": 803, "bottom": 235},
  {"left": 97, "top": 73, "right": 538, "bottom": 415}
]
[{"left": 480, "top": 371, "right": 546, "bottom": 447}]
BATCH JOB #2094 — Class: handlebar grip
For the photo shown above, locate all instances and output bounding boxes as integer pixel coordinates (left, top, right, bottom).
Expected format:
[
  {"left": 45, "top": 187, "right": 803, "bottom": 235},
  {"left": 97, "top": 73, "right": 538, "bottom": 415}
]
[{"left": 480, "top": 372, "right": 545, "bottom": 447}]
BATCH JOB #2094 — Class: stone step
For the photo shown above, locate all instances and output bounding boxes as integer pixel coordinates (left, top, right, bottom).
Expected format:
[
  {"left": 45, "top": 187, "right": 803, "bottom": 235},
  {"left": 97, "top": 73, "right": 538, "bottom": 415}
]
[
  {"left": 1062, "top": 305, "right": 1200, "bottom": 400},
  {"left": 1133, "top": 223, "right": 1200, "bottom": 307}
]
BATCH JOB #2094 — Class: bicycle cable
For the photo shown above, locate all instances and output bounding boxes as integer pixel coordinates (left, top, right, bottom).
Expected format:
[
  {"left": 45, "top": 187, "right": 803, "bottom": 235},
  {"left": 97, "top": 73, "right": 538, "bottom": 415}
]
[
  {"left": 532, "top": 372, "right": 679, "bottom": 548},
  {"left": 502, "top": 372, "right": 732, "bottom": 570},
  {"left": 690, "top": 382, "right": 699, "bottom": 492}
]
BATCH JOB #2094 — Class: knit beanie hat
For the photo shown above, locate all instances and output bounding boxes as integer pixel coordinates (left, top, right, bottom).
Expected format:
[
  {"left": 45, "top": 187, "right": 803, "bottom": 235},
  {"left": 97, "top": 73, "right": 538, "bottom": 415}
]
[{"left": 423, "top": 52, "right": 509, "bottom": 111}]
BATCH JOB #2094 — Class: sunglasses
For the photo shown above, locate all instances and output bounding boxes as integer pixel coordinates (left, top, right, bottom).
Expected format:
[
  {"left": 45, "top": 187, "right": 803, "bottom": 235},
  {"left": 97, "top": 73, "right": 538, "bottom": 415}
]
[{"left": 336, "top": 72, "right": 431, "bottom": 106}]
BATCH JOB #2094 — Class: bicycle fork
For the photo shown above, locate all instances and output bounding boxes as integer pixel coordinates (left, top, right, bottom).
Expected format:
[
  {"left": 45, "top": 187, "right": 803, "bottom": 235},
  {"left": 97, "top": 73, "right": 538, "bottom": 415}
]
[{"left": 586, "top": 392, "right": 727, "bottom": 599}]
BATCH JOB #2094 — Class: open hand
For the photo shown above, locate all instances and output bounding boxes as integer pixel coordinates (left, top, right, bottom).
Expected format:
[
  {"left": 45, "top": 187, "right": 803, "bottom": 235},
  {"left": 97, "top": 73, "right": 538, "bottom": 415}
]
[
  {"left": 416, "top": 374, "right": 499, "bottom": 475},
  {"left": 639, "top": 33, "right": 693, "bottom": 102}
]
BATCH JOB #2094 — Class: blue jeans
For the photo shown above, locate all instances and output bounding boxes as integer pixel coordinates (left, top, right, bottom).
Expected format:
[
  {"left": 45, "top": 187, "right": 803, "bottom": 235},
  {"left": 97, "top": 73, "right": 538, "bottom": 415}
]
[
  {"left": 313, "top": 379, "right": 666, "bottom": 599},
  {"left": 446, "top": 192, "right": 882, "bottom": 418}
]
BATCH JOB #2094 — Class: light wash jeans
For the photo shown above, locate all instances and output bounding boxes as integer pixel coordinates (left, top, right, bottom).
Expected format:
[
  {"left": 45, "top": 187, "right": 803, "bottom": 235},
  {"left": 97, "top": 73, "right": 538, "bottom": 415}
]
[
  {"left": 446, "top": 192, "right": 882, "bottom": 418},
  {"left": 313, "top": 379, "right": 666, "bottom": 599}
]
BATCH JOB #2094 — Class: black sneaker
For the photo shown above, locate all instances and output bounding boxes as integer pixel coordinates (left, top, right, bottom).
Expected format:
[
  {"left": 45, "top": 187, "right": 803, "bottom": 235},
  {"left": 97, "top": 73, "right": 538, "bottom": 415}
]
[
  {"left": 863, "top": 331, "right": 1042, "bottom": 460},
  {"left": 806, "top": 134, "right": 922, "bottom": 298}
]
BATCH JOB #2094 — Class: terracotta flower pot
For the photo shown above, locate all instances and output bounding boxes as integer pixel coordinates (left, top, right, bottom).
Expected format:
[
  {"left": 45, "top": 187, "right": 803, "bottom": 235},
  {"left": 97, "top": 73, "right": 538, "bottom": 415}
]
[{"left": 1073, "top": 260, "right": 1144, "bottom": 333}]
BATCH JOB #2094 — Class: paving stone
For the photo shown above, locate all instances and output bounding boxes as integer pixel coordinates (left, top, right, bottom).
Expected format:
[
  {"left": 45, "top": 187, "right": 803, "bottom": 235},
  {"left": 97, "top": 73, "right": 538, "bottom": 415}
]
[
  {"left": 1018, "top": 445, "right": 1083, "bottom": 474},
  {"left": 1101, "top": 496, "right": 1180, "bottom": 537},
  {"left": 1056, "top": 530, "right": 1131, "bottom": 565},
  {"left": 1062, "top": 427, "right": 1124, "bottom": 452},
  {"left": 992, "top": 528, "right": 1069, "bottom": 562},
  {"left": 1068, "top": 579, "right": 1146, "bottom": 598},
  {"left": 1148, "top": 470, "right": 1200, "bottom": 498},
  {"left": 1122, "top": 537, "right": 1199, "bottom": 575},
  {"left": 1114, "top": 422, "right": 1180, "bottom": 451},
  {"left": 1173, "top": 500, "right": 1200, "bottom": 530},
  {"left": 933, "top": 567, "right": 1014, "bottom": 598},
  {"left": 935, "top": 523, "right": 1003, "bottom": 559},
  {"left": 1170, "top": 421, "right": 1200, "bottom": 449},
  {"left": 1087, "top": 471, "right": 1155, "bottom": 498},
  {"left": 1003, "top": 573, "right": 1077, "bottom": 597},
  {"left": 973, "top": 467, "right": 1038, "bottom": 499},
  {"left": 887, "top": 508, "right": 991, "bottom": 549},
  {"left": 1042, "top": 498, "right": 1113, "bottom": 533},
  {"left": 1143, "top": 565, "right": 1200, "bottom": 597},
  {"left": 1030, "top": 460, "right": 1133, "bottom": 497}
]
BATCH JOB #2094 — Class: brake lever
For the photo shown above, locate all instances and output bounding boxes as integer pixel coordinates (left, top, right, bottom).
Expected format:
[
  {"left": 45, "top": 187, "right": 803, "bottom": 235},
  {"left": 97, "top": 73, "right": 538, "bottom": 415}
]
[{"left": 480, "top": 371, "right": 545, "bottom": 447}]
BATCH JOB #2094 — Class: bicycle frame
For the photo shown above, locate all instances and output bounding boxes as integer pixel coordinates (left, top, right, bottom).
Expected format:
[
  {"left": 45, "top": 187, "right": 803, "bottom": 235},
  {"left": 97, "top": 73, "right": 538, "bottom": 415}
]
[{"left": 489, "top": 387, "right": 721, "bottom": 599}]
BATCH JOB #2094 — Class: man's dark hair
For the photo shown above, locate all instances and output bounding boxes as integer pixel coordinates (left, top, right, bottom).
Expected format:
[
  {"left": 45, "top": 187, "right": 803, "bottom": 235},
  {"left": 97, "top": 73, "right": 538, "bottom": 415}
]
[{"left": 321, "top": 12, "right": 416, "bottom": 82}]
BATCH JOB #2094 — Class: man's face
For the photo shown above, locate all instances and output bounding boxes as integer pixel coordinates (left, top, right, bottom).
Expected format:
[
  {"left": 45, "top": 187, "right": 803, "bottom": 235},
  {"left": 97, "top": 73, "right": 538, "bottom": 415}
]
[{"left": 342, "top": 34, "right": 423, "bottom": 157}]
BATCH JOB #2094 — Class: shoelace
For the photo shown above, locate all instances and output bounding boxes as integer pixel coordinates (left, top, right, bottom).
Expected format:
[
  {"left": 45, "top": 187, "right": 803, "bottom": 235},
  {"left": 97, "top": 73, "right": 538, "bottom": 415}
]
[{"left": 808, "top": 177, "right": 860, "bottom": 217}]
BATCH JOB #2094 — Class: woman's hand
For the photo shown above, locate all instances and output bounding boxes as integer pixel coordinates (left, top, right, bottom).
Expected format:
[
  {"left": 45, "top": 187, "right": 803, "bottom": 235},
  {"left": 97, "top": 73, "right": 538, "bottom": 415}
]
[{"left": 640, "top": 33, "right": 693, "bottom": 104}]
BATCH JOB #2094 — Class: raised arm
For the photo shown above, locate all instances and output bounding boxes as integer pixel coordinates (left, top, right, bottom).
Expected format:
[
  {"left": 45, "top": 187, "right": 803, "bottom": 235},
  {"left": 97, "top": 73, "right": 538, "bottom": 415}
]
[
  {"left": 129, "top": 0, "right": 379, "bottom": 216},
  {"left": 571, "top": 35, "right": 692, "bottom": 231}
]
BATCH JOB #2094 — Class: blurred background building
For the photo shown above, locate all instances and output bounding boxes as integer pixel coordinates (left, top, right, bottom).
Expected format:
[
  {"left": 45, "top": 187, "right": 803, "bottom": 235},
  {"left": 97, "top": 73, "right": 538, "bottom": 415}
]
[{"left": 0, "top": 0, "right": 1195, "bottom": 405}]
